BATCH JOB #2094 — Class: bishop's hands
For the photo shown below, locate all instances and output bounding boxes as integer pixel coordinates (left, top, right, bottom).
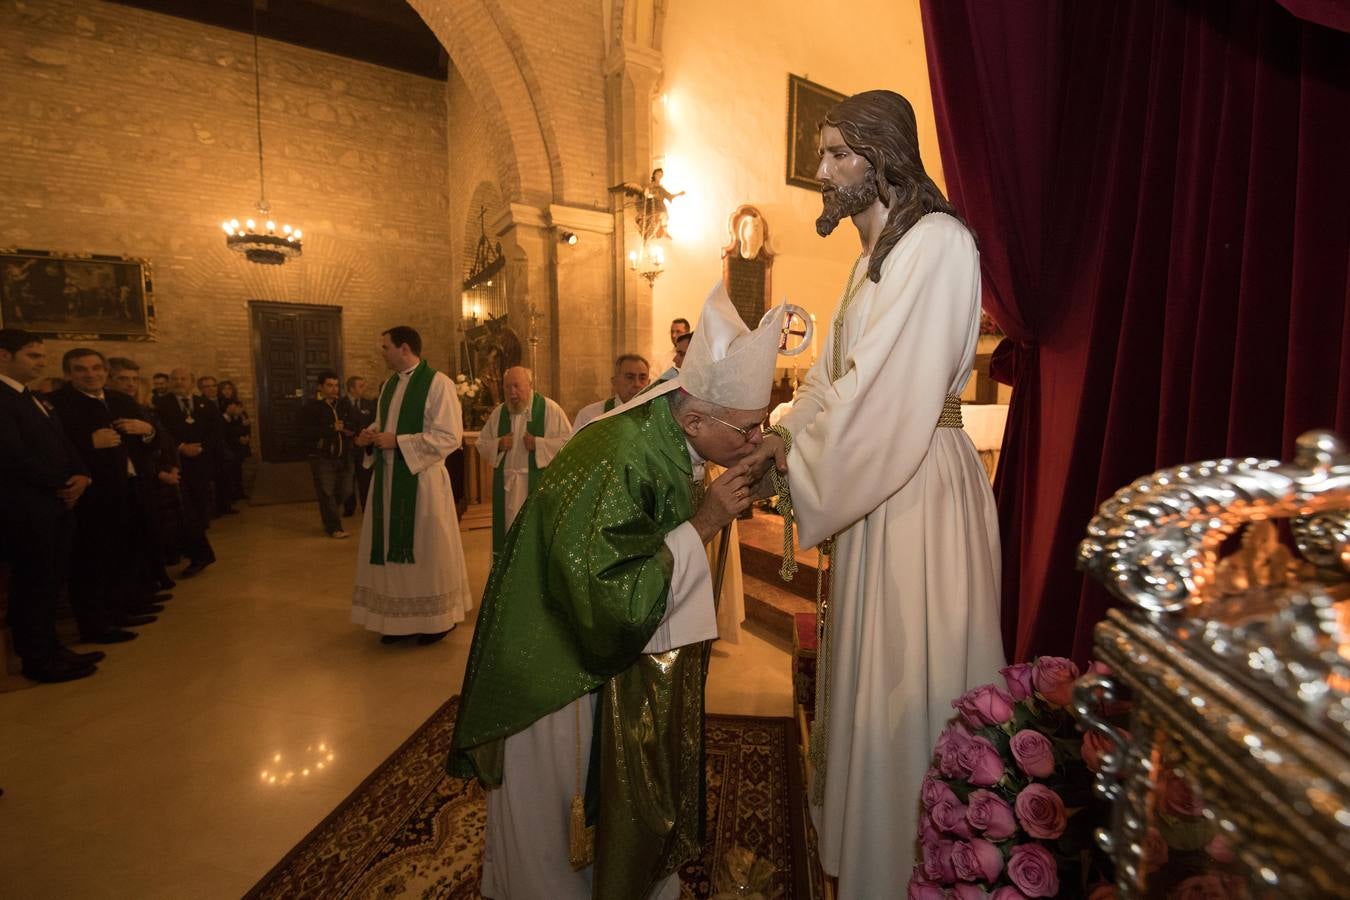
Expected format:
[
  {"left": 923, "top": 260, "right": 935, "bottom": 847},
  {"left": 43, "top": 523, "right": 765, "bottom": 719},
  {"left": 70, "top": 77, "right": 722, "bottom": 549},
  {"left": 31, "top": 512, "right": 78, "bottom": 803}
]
[
  {"left": 742, "top": 431, "right": 788, "bottom": 483},
  {"left": 690, "top": 462, "right": 755, "bottom": 544}
]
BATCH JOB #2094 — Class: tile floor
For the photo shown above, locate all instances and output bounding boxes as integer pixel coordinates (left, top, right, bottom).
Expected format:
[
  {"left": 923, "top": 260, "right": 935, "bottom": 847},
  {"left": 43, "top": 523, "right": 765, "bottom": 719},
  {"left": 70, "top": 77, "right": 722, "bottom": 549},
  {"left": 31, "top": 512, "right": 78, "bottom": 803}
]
[{"left": 0, "top": 501, "right": 792, "bottom": 898}]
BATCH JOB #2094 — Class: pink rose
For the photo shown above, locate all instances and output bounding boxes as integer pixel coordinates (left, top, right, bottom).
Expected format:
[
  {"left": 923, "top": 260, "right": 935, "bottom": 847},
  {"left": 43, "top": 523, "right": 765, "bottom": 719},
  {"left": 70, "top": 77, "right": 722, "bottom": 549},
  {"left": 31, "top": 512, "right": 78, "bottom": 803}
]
[
  {"left": 938, "top": 724, "right": 973, "bottom": 778},
  {"left": 966, "top": 789, "right": 1017, "bottom": 840},
  {"left": 1081, "top": 729, "right": 1128, "bottom": 772},
  {"left": 921, "top": 838, "right": 956, "bottom": 883},
  {"left": 957, "top": 736, "right": 1006, "bottom": 787},
  {"left": 1031, "top": 656, "right": 1081, "bottom": 706},
  {"left": 954, "top": 684, "right": 1017, "bottom": 728},
  {"left": 907, "top": 868, "right": 946, "bottom": 900},
  {"left": 1006, "top": 843, "right": 1059, "bottom": 898},
  {"left": 1142, "top": 827, "right": 1168, "bottom": 870},
  {"left": 1001, "top": 663, "right": 1035, "bottom": 700},
  {"left": 932, "top": 796, "right": 973, "bottom": 838},
  {"left": 951, "top": 838, "right": 1004, "bottom": 883},
  {"left": 1173, "top": 875, "right": 1229, "bottom": 900},
  {"left": 1014, "top": 783, "right": 1067, "bottom": 839},
  {"left": 953, "top": 883, "right": 989, "bottom": 899},
  {"left": 1087, "top": 884, "right": 1117, "bottom": 900},
  {"left": 990, "top": 890, "right": 1029, "bottom": 900},
  {"left": 1161, "top": 770, "right": 1205, "bottom": 817},
  {"left": 923, "top": 772, "right": 959, "bottom": 810},
  {"left": 1205, "top": 833, "right": 1235, "bottom": 864},
  {"left": 1009, "top": 729, "right": 1056, "bottom": 778}
]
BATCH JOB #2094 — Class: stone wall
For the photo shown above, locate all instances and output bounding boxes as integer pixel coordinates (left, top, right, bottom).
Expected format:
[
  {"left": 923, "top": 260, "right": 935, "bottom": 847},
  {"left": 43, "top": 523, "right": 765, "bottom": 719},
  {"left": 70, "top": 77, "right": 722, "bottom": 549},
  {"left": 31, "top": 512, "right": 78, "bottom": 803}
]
[{"left": 0, "top": 0, "right": 452, "bottom": 451}]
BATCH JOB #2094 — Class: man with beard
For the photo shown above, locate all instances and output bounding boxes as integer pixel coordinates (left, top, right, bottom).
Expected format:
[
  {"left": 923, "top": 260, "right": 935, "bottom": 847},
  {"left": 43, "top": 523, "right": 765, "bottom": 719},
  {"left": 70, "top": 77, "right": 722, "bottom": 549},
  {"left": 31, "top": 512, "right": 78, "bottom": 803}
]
[
  {"left": 475, "top": 366, "right": 571, "bottom": 559},
  {"left": 571, "top": 353, "right": 650, "bottom": 431},
  {"left": 743, "top": 90, "right": 1005, "bottom": 897},
  {"left": 450, "top": 286, "right": 784, "bottom": 900}
]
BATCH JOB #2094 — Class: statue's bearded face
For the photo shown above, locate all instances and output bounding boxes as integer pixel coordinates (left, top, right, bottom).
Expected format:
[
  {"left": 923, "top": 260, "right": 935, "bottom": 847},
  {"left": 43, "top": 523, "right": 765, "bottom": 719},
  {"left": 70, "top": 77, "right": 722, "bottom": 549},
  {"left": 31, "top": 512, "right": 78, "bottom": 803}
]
[{"left": 815, "top": 123, "right": 880, "bottom": 237}]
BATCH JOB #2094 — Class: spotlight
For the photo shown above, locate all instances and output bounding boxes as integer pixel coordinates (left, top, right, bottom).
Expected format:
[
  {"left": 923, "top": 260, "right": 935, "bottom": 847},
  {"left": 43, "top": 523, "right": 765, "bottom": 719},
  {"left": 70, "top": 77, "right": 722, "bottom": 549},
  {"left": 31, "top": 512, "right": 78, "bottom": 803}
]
[{"left": 559, "top": 230, "right": 578, "bottom": 245}]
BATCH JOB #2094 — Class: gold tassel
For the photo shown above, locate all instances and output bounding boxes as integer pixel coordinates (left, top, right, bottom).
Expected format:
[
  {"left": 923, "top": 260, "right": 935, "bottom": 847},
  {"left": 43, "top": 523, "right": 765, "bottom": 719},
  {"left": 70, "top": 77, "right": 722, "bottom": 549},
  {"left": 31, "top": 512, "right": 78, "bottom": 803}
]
[
  {"left": 568, "top": 699, "right": 595, "bottom": 869},
  {"left": 568, "top": 792, "right": 595, "bottom": 869}
]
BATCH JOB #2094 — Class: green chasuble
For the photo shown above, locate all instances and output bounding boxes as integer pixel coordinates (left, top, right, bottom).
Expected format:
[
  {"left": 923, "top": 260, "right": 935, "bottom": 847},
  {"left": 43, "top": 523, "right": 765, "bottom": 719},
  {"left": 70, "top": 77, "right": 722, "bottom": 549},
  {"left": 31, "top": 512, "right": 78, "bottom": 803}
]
[
  {"left": 490, "top": 391, "right": 547, "bottom": 556},
  {"left": 449, "top": 394, "right": 707, "bottom": 899}
]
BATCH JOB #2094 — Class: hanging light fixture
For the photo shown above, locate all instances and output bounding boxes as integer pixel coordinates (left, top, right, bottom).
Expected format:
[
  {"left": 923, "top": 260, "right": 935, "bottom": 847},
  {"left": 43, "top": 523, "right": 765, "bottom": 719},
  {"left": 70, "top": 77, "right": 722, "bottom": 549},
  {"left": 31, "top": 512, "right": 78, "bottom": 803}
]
[
  {"left": 627, "top": 239, "right": 664, "bottom": 285},
  {"left": 222, "top": 2, "right": 301, "bottom": 265}
]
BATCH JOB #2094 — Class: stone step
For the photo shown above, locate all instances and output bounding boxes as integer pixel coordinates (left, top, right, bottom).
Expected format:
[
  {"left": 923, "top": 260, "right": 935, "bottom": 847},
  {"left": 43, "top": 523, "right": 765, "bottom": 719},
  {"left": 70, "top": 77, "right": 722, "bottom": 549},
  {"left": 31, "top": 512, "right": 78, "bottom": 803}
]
[
  {"left": 743, "top": 572, "right": 817, "bottom": 644},
  {"left": 737, "top": 510, "right": 819, "bottom": 600}
]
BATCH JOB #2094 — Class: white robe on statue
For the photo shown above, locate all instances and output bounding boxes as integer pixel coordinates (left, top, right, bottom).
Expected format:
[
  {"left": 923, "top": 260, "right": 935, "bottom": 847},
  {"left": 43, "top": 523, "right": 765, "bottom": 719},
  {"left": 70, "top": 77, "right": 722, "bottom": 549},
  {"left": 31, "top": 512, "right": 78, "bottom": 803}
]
[
  {"left": 475, "top": 394, "right": 571, "bottom": 529},
  {"left": 351, "top": 367, "right": 473, "bottom": 635},
  {"left": 779, "top": 213, "right": 1005, "bottom": 898},
  {"left": 481, "top": 448, "right": 719, "bottom": 900}
]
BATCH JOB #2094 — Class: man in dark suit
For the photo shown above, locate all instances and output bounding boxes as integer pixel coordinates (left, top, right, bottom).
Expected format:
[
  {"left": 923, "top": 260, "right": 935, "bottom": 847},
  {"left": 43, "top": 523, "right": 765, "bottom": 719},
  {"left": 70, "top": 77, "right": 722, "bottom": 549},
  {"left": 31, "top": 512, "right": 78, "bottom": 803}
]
[
  {"left": 341, "top": 375, "right": 376, "bottom": 517},
  {"left": 196, "top": 374, "right": 235, "bottom": 517},
  {"left": 48, "top": 348, "right": 164, "bottom": 641},
  {"left": 154, "top": 367, "right": 217, "bottom": 577},
  {"left": 0, "top": 329, "right": 105, "bottom": 682}
]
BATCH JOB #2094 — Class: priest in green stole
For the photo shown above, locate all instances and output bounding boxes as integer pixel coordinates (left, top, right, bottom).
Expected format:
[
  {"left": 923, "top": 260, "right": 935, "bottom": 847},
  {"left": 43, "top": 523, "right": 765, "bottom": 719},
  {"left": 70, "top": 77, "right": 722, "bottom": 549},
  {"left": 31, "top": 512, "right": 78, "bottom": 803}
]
[
  {"left": 571, "top": 353, "right": 651, "bottom": 431},
  {"left": 475, "top": 365, "right": 571, "bottom": 557},
  {"left": 352, "top": 326, "right": 473, "bottom": 642},
  {"left": 450, "top": 286, "right": 786, "bottom": 900}
]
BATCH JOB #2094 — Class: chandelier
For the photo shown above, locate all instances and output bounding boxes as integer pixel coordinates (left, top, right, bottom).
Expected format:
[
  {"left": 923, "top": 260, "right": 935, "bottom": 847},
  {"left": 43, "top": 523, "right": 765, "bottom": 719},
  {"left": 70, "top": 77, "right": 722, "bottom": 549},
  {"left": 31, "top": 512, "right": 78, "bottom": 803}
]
[
  {"left": 627, "top": 240, "right": 665, "bottom": 285},
  {"left": 222, "top": 5, "right": 301, "bottom": 265}
]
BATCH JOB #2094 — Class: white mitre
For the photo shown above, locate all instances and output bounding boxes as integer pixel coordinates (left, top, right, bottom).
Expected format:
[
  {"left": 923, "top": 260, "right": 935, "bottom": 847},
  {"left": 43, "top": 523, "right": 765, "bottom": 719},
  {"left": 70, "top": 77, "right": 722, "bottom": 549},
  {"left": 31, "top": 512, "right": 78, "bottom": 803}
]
[
  {"left": 575, "top": 282, "right": 785, "bottom": 432},
  {"left": 680, "top": 281, "right": 785, "bottom": 410}
]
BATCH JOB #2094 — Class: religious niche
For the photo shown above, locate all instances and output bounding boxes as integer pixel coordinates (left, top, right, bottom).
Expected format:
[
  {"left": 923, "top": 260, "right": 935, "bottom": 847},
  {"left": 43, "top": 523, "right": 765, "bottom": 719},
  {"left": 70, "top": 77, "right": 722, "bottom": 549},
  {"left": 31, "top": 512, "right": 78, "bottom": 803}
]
[
  {"left": 721, "top": 205, "right": 775, "bottom": 330},
  {"left": 459, "top": 206, "right": 517, "bottom": 429}
]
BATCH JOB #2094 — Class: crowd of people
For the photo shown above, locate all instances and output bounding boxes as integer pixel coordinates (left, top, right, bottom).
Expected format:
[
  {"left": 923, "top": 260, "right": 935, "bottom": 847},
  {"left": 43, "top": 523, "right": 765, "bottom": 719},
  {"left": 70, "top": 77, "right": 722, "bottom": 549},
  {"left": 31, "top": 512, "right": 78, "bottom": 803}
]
[{"left": 1, "top": 328, "right": 243, "bottom": 683}]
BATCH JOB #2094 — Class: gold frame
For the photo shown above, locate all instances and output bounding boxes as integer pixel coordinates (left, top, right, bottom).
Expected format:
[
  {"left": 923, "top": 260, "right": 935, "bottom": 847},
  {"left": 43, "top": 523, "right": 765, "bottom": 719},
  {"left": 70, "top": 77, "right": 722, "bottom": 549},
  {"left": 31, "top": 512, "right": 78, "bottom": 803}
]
[{"left": 1, "top": 248, "right": 155, "bottom": 341}]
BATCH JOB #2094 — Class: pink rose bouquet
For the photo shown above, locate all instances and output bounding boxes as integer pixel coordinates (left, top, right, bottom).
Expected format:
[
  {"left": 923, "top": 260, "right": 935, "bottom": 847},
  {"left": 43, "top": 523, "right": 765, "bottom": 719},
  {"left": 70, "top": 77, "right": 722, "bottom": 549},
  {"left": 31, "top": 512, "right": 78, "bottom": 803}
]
[{"left": 911, "top": 657, "right": 1120, "bottom": 897}]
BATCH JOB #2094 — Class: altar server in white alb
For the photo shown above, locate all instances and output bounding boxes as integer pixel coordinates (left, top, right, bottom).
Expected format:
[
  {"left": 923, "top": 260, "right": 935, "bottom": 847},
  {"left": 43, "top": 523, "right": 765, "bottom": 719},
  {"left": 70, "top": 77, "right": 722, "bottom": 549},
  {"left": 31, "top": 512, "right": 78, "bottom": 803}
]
[
  {"left": 745, "top": 89, "right": 1006, "bottom": 898},
  {"left": 352, "top": 326, "right": 473, "bottom": 646},
  {"left": 476, "top": 365, "right": 571, "bottom": 557}
]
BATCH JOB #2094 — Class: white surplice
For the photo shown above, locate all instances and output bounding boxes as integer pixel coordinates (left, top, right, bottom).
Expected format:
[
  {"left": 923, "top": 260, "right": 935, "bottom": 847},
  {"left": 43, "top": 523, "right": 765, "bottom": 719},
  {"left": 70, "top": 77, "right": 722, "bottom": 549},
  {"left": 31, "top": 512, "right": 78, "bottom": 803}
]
[
  {"left": 475, "top": 393, "right": 571, "bottom": 529},
  {"left": 481, "top": 450, "right": 719, "bottom": 900},
  {"left": 778, "top": 213, "right": 1006, "bottom": 898},
  {"left": 571, "top": 395, "right": 616, "bottom": 433},
  {"left": 351, "top": 367, "right": 473, "bottom": 635}
]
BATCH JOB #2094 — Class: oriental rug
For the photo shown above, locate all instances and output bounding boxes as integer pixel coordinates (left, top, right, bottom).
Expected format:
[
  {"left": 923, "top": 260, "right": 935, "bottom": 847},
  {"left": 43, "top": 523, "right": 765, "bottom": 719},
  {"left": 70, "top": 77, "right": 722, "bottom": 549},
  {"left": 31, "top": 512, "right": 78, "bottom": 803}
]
[{"left": 246, "top": 696, "right": 815, "bottom": 899}]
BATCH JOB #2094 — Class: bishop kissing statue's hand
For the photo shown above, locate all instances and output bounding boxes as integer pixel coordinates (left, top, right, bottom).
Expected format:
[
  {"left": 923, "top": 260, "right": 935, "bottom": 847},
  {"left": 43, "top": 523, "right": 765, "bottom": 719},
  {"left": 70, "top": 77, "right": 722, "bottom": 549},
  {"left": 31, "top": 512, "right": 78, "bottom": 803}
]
[
  {"left": 689, "top": 462, "right": 754, "bottom": 544},
  {"left": 742, "top": 431, "right": 787, "bottom": 482}
]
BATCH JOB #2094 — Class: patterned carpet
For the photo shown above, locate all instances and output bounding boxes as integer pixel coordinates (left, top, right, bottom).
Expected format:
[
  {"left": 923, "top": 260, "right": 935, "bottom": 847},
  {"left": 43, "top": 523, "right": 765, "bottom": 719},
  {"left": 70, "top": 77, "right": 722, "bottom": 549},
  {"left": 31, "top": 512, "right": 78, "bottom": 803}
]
[{"left": 246, "top": 696, "right": 814, "bottom": 899}]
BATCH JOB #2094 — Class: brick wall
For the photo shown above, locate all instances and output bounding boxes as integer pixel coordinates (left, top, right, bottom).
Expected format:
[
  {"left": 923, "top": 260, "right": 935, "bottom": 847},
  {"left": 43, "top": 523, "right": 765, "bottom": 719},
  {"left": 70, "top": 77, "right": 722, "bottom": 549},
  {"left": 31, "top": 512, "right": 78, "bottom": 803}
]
[{"left": 0, "top": 0, "right": 452, "bottom": 443}]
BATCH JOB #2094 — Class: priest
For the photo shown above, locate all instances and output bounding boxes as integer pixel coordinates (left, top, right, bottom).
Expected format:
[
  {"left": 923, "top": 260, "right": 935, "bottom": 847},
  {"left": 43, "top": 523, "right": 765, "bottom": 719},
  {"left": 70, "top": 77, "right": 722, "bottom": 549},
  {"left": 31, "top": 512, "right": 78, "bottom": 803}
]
[
  {"left": 449, "top": 285, "right": 786, "bottom": 900},
  {"left": 572, "top": 353, "right": 650, "bottom": 431},
  {"left": 475, "top": 365, "right": 571, "bottom": 557},
  {"left": 744, "top": 89, "right": 1006, "bottom": 897},
  {"left": 351, "top": 326, "right": 473, "bottom": 645}
]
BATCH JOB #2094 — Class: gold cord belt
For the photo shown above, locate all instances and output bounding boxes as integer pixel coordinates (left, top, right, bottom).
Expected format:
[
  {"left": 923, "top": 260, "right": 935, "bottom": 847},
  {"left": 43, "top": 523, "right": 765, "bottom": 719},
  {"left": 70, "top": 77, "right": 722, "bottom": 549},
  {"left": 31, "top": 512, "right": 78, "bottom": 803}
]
[{"left": 937, "top": 394, "right": 963, "bottom": 428}]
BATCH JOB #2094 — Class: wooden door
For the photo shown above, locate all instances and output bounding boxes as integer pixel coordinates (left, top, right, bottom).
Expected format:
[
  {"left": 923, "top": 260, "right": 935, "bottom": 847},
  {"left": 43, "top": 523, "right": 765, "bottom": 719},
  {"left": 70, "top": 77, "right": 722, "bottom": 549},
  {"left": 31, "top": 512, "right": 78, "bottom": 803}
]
[{"left": 249, "top": 302, "right": 343, "bottom": 462}]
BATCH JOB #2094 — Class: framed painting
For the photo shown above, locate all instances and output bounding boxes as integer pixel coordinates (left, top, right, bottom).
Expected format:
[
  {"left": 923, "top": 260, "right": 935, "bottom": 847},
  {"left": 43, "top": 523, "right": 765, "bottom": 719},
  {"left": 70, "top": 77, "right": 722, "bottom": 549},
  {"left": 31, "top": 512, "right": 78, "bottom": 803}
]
[
  {"left": 0, "top": 249, "right": 155, "bottom": 340},
  {"left": 786, "top": 74, "right": 846, "bottom": 190}
]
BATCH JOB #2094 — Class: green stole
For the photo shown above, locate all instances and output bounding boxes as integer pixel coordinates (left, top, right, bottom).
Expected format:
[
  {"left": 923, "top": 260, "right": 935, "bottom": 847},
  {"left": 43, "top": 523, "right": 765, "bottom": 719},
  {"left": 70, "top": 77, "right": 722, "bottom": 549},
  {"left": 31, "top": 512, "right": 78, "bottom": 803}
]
[
  {"left": 491, "top": 392, "right": 546, "bottom": 556},
  {"left": 368, "top": 360, "right": 434, "bottom": 565},
  {"left": 603, "top": 396, "right": 616, "bottom": 413}
]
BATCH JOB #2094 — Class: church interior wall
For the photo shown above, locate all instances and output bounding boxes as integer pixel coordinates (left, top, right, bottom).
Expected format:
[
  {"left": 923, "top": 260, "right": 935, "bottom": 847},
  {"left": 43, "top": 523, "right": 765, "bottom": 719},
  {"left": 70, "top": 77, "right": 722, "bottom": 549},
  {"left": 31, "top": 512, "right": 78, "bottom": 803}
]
[
  {"left": 651, "top": 0, "right": 946, "bottom": 373},
  {"left": 0, "top": 0, "right": 453, "bottom": 435}
]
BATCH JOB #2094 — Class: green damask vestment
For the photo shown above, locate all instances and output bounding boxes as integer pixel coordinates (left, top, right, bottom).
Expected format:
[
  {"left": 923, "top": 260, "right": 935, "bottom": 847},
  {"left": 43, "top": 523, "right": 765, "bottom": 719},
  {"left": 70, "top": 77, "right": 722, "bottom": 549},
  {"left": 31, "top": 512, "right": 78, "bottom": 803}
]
[{"left": 448, "top": 394, "right": 708, "bottom": 899}]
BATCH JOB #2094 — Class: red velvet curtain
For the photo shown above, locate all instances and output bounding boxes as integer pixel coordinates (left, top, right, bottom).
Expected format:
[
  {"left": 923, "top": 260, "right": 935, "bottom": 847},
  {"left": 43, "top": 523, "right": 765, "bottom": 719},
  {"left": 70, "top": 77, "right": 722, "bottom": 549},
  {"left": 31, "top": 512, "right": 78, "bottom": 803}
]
[{"left": 920, "top": 0, "right": 1350, "bottom": 662}]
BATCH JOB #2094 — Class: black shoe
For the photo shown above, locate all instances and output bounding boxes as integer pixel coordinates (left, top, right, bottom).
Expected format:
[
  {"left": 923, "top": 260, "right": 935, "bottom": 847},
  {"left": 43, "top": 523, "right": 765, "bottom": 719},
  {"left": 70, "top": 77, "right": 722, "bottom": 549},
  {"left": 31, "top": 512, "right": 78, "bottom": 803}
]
[
  {"left": 22, "top": 658, "right": 97, "bottom": 683},
  {"left": 147, "top": 592, "right": 174, "bottom": 603},
  {"left": 379, "top": 634, "right": 413, "bottom": 644},
  {"left": 416, "top": 627, "right": 455, "bottom": 646},
  {"left": 114, "top": 614, "right": 157, "bottom": 628},
  {"left": 180, "top": 563, "right": 207, "bottom": 578},
  {"left": 79, "top": 628, "right": 139, "bottom": 644},
  {"left": 158, "top": 577, "right": 177, "bottom": 591},
  {"left": 220, "top": 508, "right": 239, "bottom": 515},
  {"left": 57, "top": 647, "right": 106, "bottom": 665},
  {"left": 126, "top": 604, "right": 165, "bottom": 616}
]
